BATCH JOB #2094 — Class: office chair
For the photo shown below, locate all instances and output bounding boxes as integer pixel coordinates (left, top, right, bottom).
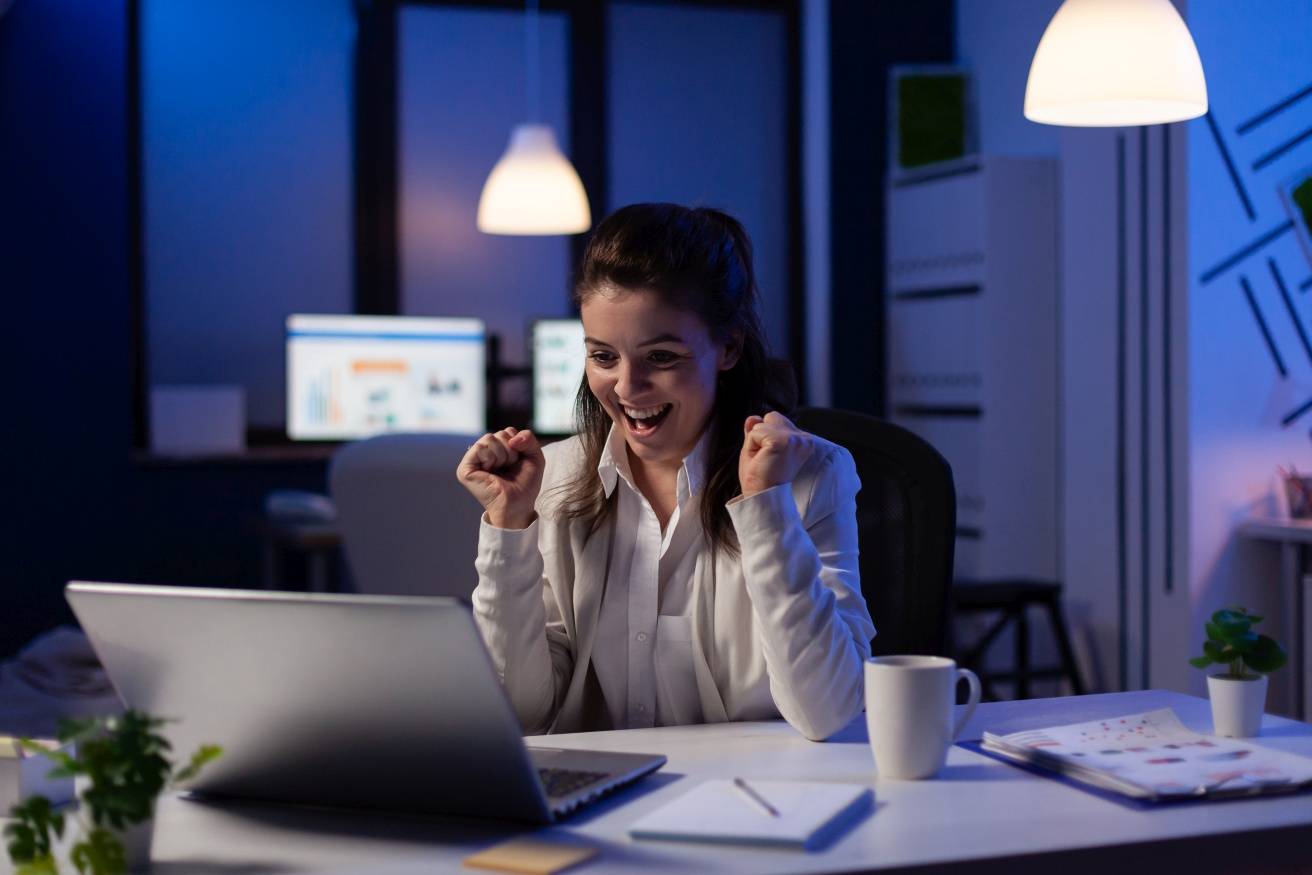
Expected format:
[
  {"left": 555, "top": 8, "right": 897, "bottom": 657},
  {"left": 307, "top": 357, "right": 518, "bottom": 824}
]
[
  {"left": 329, "top": 433, "right": 484, "bottom": 598},
  {"left": 793, "top": 407, "right": 957, "bottom": 657}
]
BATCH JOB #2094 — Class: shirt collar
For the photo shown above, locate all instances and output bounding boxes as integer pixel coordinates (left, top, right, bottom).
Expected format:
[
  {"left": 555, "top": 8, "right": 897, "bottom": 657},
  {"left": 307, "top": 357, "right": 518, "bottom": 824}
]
[{"left": 596, "top": 423, "right": 714, "bottom": 503}]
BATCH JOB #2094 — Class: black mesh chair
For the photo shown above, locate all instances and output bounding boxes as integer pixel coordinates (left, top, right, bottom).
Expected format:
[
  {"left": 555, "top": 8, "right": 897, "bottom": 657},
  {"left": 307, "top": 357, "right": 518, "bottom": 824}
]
[{"left": 794, "top": 407, "right": 957, "bottom": 657}]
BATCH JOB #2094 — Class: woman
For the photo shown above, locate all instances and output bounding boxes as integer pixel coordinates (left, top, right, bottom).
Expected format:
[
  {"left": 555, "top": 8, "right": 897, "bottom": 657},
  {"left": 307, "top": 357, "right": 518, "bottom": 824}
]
[{"left": 457, "top": 203, "right": 874, "bottom": 741}]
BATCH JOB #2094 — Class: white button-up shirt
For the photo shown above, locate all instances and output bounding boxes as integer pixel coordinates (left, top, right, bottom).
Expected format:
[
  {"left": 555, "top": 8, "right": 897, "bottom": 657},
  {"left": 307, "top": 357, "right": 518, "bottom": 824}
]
[
  {"left": 471, "top": 426, "right": 874, "bottom": 740},
  {"left": 592, "top": 426, "right": 707, "bottom": 729}
]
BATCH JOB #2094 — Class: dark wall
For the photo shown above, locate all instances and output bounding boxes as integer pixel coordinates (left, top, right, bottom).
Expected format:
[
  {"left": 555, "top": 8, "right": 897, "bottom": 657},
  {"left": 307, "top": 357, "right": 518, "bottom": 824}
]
[
  {"left": 1, "top": 0, "right": 326, "bottom": 659},
  {"left": 828, "top": 0, "right": 955, "bottom": 414}
]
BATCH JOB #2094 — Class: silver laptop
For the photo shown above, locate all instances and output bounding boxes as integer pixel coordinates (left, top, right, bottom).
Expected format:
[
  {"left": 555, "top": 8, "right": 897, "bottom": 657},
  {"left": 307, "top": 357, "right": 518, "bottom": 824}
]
[{"left": 65, "top": 582, "right": 665, "bottom": 823}]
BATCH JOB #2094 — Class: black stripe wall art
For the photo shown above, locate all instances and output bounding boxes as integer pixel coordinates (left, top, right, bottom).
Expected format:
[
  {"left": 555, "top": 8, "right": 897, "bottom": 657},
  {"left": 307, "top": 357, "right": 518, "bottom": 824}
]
[{"left": 1108, "top": 126, "right": 1182, "bottom": 692}]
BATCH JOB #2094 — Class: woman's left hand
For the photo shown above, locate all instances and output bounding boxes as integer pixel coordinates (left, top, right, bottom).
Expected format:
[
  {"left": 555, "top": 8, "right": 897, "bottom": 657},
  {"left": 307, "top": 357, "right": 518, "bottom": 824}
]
[{"left": 739, "top": 411, "right": 815, "bottom": 496}]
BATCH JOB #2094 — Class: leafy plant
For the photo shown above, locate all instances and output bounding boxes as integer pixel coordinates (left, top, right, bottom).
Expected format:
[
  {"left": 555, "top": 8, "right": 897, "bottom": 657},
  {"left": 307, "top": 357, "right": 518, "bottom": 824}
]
[
  {"left": 1189, "top": 606, "right": 1288, "bottom": 680},
  {"left": 5, "top": 711, "right": 221, "bottom": 875}
]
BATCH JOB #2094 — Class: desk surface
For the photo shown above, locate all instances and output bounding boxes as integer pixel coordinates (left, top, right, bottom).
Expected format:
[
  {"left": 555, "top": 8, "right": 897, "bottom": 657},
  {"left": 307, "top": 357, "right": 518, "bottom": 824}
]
[
  {"left": 60, "top": 691, "right": 1312, "bottom": 874},
  {"left": 1238, "top": 515, "right": 1312, "bottom": 543}
]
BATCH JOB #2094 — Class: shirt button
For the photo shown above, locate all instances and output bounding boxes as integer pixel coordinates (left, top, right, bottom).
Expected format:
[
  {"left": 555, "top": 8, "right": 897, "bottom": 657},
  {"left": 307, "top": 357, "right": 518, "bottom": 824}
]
[{"left": 636, "top": 632, "right": 648, "bottom": 643}]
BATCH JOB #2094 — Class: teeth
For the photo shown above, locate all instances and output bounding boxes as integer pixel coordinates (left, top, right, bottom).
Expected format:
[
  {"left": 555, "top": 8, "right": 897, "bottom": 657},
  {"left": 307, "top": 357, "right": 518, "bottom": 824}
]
[{"left": 624, "top": 404, "right": 669, "bottom": 420}]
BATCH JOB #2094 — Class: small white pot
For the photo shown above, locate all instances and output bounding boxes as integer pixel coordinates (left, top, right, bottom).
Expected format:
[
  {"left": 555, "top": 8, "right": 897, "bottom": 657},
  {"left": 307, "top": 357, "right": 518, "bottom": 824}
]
[
  {"left": 1207, "top": 673, "right": 1268, "bottom": 738},
  {"left": 119, "top": 815, "right": 156, "bottom": 872}
]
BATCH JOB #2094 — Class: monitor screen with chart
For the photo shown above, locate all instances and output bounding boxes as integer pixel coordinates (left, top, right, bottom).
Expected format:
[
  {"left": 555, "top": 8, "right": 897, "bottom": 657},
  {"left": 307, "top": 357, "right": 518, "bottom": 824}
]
[
  {"left": 532, "top": 318, "right": 586, "bottom": 435},
  {"left": 286, "top": 314, "right": 486, "bottom": 440}
]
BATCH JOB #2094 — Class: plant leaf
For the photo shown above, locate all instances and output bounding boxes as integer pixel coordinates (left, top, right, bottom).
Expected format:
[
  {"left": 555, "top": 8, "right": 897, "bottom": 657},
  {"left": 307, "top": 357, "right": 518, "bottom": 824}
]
[
  {"left": 15, "top": 856, "right": 60, "bottom": 875},
  {"left": 71, "top": 827, "right": 127, "bottom": 875},
  {"left": 1188, "top": 655, "right": 1213, "bottom": 669},
  {"left": 1229, "top": 631, "right": 1259, "bottom": 653},
  {"left": 1246, "top": 635, "right": 1289, "bottom": 674},
  {"left": 5, "top": 795, "right": 65, "bottom": 864},
  {"left": 1203, "top": 640, "right": 1227, "bottom": 661},
  {"left": 1204, "top": 620, "right": 1225, "bottom": 642},
  {"left": 173, "top": 744, "right": 223, "bottom": 785},
  {"left": 6, "top": 820, "right": 37, "bottom": 863},
  {"left": 1213, "top": 611, "right": 1252, "bottom": 638}
]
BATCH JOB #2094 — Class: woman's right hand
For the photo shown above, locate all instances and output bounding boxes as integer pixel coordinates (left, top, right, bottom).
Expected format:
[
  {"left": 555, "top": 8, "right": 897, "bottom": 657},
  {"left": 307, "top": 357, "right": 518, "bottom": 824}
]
[{"left": 456, "top": 427, "right": 546, "bottom": 530}]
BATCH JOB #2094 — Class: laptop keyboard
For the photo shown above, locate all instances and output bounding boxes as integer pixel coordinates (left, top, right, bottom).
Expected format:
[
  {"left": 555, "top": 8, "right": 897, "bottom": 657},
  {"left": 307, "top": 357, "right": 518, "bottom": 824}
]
[{"left": 538, "top": 767, "right": 607, "bottom": 799}]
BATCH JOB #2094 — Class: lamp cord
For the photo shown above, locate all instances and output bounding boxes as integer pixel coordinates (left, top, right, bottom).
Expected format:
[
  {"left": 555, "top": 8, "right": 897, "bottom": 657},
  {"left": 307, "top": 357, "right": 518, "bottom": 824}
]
[{"left": 525, "top": 0, "right": 541, "bottom": 123}]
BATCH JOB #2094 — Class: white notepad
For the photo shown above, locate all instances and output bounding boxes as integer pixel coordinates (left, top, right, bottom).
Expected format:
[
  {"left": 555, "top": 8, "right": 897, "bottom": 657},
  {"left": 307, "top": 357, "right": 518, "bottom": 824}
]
[{"left": 628, "top": 780, "right": 873, "bottom": 850}]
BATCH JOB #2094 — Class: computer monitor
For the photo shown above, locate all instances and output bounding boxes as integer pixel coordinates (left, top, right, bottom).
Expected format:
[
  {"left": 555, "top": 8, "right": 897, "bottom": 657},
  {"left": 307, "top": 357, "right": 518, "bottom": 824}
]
[
  {"left": 531, "top": 318, "right": 585, "bottom": 435},
  {"left": 286, "top": 314, "right": 486, "bottom": 440}
]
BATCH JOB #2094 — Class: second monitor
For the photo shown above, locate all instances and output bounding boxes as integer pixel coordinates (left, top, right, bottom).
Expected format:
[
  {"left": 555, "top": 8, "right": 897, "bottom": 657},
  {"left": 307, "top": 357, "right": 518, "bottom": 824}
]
[{"left": 532, "top": 318, "right": 585, "bottom": 435}]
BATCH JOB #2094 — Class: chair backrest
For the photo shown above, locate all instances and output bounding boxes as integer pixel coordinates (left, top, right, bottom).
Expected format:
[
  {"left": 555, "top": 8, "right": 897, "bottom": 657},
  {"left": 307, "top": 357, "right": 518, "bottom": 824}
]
[
  {"left": 793, "top": 407, "right": 956, "bottom": 657},
  {"left": 329, "top": 433, "right": 483, "bottom": 598}
]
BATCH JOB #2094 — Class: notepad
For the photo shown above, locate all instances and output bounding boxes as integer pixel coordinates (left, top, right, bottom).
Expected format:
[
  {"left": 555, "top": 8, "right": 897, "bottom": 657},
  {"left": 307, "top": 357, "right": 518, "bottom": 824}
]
[{"left": 628, "top": 780, "right": 872, "bottom": 850}]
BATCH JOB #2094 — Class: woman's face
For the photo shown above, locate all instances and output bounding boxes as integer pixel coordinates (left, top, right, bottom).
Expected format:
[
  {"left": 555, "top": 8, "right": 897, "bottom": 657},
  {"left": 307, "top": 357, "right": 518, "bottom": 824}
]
[{"left": 581, "top": 287, "right": 739, "bottom": 469}]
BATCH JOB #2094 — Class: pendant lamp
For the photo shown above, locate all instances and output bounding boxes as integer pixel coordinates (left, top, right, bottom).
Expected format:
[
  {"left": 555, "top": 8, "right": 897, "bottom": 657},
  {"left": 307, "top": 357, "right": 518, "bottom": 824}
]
[
  {"left": 477, "top": 0, "right": 591, "bottom": 235},
  {"left": 1024, "top": 0, "right": 1207, "bottom": 127}
]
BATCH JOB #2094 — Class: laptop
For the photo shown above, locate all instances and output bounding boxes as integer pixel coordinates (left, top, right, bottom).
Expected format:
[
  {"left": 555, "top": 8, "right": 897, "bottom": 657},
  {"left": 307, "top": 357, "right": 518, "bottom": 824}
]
[{"left": 65, "top": 582, "right": 666, "bottom": 822}]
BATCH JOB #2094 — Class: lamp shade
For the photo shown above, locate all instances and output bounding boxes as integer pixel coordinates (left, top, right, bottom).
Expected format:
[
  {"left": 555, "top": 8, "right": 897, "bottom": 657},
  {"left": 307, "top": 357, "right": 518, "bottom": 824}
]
[
  {"left": 476, "top": 124, "right": 591, "bottom": 235},
  {"left": 1024, "top": 0, "right": 1207, "bottom": 127}
]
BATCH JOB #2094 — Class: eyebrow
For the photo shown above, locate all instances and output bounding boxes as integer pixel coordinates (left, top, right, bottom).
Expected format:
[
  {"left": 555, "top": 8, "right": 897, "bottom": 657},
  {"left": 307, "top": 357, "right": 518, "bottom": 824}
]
[{"left": 584, "top": 333, "right": 687, "bottom": 347}]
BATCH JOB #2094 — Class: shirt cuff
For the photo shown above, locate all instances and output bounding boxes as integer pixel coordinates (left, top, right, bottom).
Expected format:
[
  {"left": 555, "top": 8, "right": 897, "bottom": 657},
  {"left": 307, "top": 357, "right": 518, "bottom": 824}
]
[
  {"left": 726, "top": 482, "right": 801, "bottom": 538},
  {"left": 477, "top": 514, "right": 541, "bottom": 569}
]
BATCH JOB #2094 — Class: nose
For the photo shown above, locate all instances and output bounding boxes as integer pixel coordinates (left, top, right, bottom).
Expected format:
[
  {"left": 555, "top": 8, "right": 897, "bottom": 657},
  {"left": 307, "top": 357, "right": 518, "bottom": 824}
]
[{"left": 615, "top": 358, "right": 651, "bottom": 400}]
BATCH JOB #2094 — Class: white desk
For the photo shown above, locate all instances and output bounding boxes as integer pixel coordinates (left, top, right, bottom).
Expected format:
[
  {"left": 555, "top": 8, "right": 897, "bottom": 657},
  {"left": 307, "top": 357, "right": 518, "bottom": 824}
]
[
  {"left": 89, "top": 690, "right": 1311, "bottom": 874},
  {"left": 1236, "top": 517, "right": 1312, "bottom": 721}
]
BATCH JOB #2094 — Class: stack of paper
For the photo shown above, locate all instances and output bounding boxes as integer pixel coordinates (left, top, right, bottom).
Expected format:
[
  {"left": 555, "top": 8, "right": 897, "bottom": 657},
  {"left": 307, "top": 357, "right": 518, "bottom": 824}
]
[{"left": 981, "top": 708, "right": 1312, "bottom": 801}]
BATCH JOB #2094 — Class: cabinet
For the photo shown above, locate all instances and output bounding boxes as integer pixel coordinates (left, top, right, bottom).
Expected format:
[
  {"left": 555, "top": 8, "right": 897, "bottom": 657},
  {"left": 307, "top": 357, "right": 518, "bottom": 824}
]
[{"left": 885, "top": 157, "right": 1059, "bottom": 580}]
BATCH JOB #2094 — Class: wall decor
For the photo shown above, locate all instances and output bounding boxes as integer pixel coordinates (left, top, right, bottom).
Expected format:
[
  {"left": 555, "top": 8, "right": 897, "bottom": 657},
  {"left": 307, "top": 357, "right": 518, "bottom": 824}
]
[
  {"left": 1280, "top": 164, "right": 1312, "bottom": 270},
  {"left": 888, "top": 66, "right": 974, "bottom": 180}
]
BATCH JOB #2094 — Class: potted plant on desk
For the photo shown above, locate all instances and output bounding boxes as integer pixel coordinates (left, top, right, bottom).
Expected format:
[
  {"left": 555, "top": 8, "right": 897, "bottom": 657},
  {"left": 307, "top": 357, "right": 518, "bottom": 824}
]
[
  {"left": 1189, "top": 606, "right": 1287, "bottom": 737},
  {"left": 4, "top": 710, "right": 221, "bottom": 874}
]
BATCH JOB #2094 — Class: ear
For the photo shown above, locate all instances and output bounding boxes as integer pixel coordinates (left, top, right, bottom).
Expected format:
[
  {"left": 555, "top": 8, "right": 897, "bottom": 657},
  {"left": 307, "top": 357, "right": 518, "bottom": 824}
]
[{"left": 718, "top": 331, "right": 743, "bottom": 372}]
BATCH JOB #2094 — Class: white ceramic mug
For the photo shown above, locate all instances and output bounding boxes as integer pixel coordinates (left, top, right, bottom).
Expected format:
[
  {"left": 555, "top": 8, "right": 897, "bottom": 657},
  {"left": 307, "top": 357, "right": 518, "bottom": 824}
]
[{"left": 864, "top": 655, "right": 981, "bottom": 779}]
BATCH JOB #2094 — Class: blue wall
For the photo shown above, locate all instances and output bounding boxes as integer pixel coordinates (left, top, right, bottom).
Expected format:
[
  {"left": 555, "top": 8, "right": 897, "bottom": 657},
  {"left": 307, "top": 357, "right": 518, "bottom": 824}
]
[
  {"left": 1186, "top": 0, "right": 1312, "bottom": 698},
  {"left": 1, "top": 0, "right": 326, "bottom": 659},
  {"left": 399, "top": 6, "right": 574, "bottom": 369},
  {"left": 607, "top": 1, "right": 790, "bottom": 356},
  {"left": 144, "top": 0, "right": 355, "bottom": 427}
]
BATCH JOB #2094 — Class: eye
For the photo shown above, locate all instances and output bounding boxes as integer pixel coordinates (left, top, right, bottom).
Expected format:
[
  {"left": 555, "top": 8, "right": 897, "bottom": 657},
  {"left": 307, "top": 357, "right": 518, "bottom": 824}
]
[
  {"left": 647, "top": 350, "right": 681, "bottom": 366},
  {"left": 587, "top": 349, "right": 617, "bottom": 367}
]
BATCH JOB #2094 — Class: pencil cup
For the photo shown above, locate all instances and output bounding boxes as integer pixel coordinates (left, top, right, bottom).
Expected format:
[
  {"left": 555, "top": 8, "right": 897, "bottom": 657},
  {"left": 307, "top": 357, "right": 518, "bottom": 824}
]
[{"left": 864, "top": 656, "right": 981, "bottom": 780}]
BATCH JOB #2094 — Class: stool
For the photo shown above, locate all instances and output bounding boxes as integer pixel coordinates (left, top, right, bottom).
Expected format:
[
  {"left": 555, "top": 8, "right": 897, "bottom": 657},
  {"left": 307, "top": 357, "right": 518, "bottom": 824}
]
[{"left": 951, "top": 579, "right": 1085, "bottom": 700}]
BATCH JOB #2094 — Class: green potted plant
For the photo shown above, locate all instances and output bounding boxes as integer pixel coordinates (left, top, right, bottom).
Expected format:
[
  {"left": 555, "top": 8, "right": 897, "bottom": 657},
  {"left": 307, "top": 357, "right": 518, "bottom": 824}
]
[
  {"left": 1189, "top": 606, "right": 1287, "bottom": 737},
  {"left": 5, "top": 711, "right": 220, "bottom": 875}
]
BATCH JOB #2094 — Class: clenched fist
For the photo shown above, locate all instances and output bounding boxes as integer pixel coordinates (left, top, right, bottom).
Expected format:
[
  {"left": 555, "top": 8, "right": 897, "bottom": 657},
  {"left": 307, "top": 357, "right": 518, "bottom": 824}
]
[
  {"left": 738, "top": 411, "right": 815, "bottom": 497},
  {"left": 456, "top": 427, "right": 546, "bottom": 530}
]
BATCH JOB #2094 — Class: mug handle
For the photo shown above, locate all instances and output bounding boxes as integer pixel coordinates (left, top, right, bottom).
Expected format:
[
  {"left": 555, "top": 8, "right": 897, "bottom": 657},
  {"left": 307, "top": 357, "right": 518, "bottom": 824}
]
[{"left": 951, "top": 668, "right": 982, "bottom": 741}]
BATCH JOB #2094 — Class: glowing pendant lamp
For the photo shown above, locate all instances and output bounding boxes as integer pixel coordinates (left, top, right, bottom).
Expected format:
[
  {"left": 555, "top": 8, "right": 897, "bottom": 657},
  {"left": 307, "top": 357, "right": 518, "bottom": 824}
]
[
  {"left": 477, "top": 0, "right": 591, "bottom": 235},
  {"left": 1024, "top": 0, "right": 1208, "bottom": 127}
]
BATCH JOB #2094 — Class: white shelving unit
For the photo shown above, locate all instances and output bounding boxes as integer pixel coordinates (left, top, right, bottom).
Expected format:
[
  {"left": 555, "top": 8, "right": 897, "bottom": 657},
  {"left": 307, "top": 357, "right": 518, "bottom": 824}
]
[{"left": 885, "top": 156, "right": 1059, "bottom": 581}]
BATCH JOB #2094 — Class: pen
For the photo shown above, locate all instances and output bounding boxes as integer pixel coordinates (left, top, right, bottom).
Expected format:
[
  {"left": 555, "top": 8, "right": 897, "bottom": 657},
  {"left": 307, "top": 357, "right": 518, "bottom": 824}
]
[{"left": 732, "top": 777, "right": 780, "bottom": 817}]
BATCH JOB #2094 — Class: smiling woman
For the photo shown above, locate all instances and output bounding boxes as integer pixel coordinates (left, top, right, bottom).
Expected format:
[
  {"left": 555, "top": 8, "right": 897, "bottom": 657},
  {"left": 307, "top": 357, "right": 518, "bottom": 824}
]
[{"left": 455, "top": 204, "right": 875, "bottom": 741}]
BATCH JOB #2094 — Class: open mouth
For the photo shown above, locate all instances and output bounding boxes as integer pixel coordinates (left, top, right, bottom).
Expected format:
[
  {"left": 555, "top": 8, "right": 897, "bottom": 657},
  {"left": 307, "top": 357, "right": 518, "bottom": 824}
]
[{"left": 622, "top": 403, "right": 672, "bottom": 436}]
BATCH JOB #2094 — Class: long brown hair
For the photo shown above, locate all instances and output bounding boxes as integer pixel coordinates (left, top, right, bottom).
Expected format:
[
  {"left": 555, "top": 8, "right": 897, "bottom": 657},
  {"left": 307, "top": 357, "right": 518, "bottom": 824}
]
[{"left": 555, "top": 203, "right": 795, "bottom": 556}]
